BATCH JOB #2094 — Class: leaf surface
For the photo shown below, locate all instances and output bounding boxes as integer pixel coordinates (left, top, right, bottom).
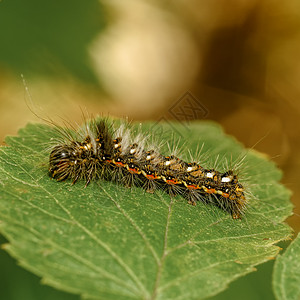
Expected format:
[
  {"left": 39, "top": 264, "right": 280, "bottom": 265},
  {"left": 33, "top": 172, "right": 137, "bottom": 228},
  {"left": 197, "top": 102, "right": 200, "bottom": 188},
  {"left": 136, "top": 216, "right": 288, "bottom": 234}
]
[{"left": 0, "top": 121, "right": 293, "bottom": 300}]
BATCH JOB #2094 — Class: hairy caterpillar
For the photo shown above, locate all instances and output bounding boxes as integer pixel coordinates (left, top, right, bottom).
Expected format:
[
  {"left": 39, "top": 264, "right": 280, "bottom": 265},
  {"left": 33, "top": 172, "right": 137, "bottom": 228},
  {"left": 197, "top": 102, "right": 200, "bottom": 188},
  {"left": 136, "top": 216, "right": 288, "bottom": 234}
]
[{"left": 48, "top": 118, "right": 247, "bottom": 219}]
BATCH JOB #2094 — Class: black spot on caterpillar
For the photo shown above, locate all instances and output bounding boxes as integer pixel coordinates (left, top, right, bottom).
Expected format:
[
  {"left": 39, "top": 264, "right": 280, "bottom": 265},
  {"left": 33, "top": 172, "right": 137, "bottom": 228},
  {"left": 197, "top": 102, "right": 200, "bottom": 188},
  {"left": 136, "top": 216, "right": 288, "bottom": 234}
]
[{"left": 48, "top": 118, "right": 247, "bottom": 219}]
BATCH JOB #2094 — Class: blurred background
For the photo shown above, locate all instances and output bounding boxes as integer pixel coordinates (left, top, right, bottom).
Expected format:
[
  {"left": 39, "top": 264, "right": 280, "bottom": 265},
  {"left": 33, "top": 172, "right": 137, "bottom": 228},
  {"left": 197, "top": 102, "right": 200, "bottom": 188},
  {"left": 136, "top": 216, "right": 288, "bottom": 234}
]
[{"left": 0, "top": 0, "right": 300, "bottom": 299}]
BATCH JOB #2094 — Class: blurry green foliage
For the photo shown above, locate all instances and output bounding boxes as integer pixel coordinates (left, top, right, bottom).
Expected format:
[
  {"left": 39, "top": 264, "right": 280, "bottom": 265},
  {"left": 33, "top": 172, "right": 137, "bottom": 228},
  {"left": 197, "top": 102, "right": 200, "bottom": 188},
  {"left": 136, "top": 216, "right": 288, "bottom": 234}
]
[
  {"left": 0, "top": 0, "right": 106, "bottom": 83},
  {"left": 0, "top": 234, "right": 79, "bottom": 300}
]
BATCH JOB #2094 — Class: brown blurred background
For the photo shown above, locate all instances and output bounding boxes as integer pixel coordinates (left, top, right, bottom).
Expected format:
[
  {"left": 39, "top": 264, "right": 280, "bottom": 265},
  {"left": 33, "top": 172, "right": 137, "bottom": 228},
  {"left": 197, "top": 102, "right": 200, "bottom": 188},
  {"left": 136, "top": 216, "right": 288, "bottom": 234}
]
[{"left": 0, "top": 0, "right": 300, "bottom": 233}]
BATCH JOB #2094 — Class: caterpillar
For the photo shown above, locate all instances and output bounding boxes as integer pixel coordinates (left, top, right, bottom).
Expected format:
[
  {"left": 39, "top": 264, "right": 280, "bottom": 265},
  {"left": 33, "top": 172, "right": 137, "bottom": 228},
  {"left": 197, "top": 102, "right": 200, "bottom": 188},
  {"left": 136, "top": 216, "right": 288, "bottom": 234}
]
[{"left": 49, "top": 118, "right": 247, "bottom": 219}]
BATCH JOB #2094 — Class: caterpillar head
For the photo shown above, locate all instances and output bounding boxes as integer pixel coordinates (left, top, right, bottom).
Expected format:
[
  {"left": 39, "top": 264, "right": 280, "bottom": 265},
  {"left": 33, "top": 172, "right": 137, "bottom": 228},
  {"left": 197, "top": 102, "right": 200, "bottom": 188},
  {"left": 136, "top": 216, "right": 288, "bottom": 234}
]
[{"left": 49, "top": 144, "right": 77, "bottom": 181}]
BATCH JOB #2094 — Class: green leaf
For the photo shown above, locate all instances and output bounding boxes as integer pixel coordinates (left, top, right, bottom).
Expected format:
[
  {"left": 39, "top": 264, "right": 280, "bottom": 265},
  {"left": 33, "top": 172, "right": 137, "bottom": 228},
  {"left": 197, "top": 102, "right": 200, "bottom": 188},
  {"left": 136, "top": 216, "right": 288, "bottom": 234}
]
[
  {"left": 0, "top": 121, "right": 293, "bottom": 300},
  {"left": 273, "top": 233, "right": 300, "bottom": 300},
  {"left": 211, "top": 259, "right": 276, "bottom": 300}
]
